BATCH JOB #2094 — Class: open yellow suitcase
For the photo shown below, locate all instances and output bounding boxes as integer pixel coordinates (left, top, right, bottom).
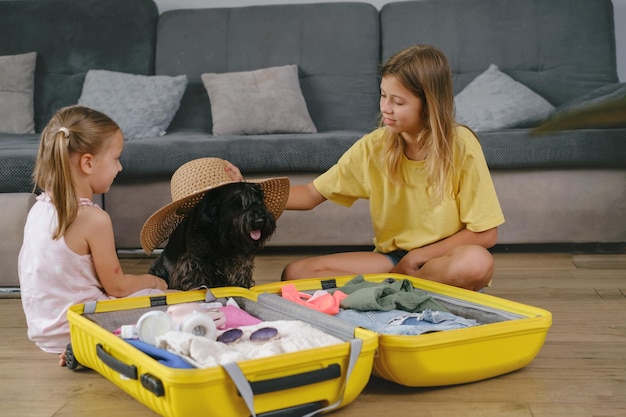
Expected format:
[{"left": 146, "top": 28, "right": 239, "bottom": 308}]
[
  {"left": 253, "top": 273, "right": 552, "bottom": 387},
  {"left": 66, "top": 287, "right": 378, "bottom": 417}
]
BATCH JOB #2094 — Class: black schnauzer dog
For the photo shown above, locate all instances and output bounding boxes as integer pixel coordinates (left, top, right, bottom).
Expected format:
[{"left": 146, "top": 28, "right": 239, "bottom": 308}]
[{"left": 149, "top": 182, "right": 277, "bottom": 290}]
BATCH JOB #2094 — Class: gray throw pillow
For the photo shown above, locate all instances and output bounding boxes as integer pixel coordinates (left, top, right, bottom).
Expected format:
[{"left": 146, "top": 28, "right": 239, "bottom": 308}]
[
  {"left": 552, "top": 82, "right": 626, "bottom": 115},
  {"left": 455, "top": 64, "right": 554, "bottom": 131},
  {"left": 0, "top": 52, "right": 36, "bottom": 134},
  {"left": 78, "top": 70, "right": 187, "bottom": 140},
  {"left": 201, "top": 65, "right": 317, "bottom": 135}
]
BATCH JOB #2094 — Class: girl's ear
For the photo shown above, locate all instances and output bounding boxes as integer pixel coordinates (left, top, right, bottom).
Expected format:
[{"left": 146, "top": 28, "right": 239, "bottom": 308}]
[{"left": 78, "top": 153, "right": 95, "bottom": 174}]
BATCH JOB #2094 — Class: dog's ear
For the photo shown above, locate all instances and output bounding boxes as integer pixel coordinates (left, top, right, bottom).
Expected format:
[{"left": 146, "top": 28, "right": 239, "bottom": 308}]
[
  {"left": 194, "top": 188, "right": 222, "bottom": 226},
  {"left": 251, "top": 183, "right": 265, "bottom": 201}
]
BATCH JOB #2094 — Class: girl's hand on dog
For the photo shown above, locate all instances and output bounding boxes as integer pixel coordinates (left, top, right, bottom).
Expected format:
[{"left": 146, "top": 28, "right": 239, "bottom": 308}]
[
  {"left": 147, "top": 274, "right": 169, "bottom": 291},
  {"left": 224, "top": 161, "right": 244, "bottom": 181}
]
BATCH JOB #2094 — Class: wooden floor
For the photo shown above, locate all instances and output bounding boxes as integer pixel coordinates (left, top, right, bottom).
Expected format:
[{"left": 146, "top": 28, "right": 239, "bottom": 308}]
[{"left": 2, "top": 250, "right": 625, "bottom": 417}]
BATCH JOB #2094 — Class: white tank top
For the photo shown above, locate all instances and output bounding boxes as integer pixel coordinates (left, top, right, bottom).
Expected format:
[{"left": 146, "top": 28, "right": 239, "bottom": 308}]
[{"left": 18, "top": 193, "right": 160, "bottom": 354}]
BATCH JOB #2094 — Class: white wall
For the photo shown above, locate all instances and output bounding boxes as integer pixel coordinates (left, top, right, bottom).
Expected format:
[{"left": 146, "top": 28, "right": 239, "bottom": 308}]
[{"left": 154, "top": 0, "right": 626, "bottom": 82}]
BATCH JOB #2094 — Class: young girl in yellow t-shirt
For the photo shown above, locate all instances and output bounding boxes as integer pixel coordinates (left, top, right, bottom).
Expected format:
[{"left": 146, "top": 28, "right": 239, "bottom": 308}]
[{"left": 282, "top": 45, "right": 505, "bottom": 291}]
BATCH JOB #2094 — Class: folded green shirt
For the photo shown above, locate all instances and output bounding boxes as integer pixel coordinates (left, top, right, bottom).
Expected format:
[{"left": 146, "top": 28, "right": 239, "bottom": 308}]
[{"left": 337, "top": 275, "right": 449, "bottom": 313}]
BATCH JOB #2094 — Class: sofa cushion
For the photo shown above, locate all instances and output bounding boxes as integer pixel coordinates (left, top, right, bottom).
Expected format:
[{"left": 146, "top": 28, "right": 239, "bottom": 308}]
[
  {"left": 2, "top": 126, "right": 624, "bottom": 194},
  {"left": 380, "top": 0, "right": 619, "bottom": 106},
  {"left": 0, "top": 134, "right": 39, "bottom": 193},
  {"left": 201, "top": 65, "right": 317, "bottom": 135},
  {"left": 78, "top": 70, "right": 187, "bottom": 139},
  {"left": 550, "top": 83, "right": 626, "bottom": 122},
  {"left": 113, "top": 131, "right": 366, "bottom": 181},
  {"left": 455, "top": 64, "right": 554, "bottom": 131},
  {"left": 0, "top": 52, "right": 36, "bottom": 134},
  {"left": 90, "top": 127, "right": 623, "bottom": 186},
  {"left": 478, "top": 129, "right": 626, "bottom": 169},
  {"left": 156, "top": 2, "right": 380, "bottom": 133},
  {"left": 0, "top": 0, "right": 158, "bottom": 132}
]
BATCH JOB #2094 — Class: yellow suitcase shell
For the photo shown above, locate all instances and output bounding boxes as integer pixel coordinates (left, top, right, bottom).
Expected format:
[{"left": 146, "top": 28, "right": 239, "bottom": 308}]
[
  {"left": 253, "top": 273, "right": 552, "bottom": 387},
  {"left": 67, "top": 287, "right": 378, "bottom": 417}
]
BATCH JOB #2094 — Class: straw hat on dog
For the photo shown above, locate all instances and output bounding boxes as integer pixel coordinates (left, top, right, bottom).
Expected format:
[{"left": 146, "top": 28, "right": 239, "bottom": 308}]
[{"left": 140, "top": 157, "right": 290, "bottom": 254}]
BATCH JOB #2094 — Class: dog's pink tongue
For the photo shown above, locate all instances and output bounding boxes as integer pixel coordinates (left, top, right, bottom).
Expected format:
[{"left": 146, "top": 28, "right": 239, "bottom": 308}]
[{"left": 250, "top": 230, "right": 261, "bottom": 241}]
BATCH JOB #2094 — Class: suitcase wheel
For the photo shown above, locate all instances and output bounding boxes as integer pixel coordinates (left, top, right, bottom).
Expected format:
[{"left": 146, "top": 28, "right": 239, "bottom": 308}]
[{"left": 65, "top": 343, "right": 80, "bottom": 370}]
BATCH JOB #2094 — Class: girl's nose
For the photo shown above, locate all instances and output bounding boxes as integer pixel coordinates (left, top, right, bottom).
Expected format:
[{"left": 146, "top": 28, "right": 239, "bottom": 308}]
[{"left": 380, "top": 98, "right": 391, "bottom": 114}]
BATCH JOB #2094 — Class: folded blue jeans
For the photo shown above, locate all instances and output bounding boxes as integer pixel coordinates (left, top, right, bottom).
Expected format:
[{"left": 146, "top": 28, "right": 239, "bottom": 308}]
[{"left": 335, "top": 308, "right": 479, "bottom": 335}]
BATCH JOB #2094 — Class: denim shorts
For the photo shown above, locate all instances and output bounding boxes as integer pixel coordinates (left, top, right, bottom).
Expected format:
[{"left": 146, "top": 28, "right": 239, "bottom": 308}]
[
  {"left": 380, "top": 249, "right": 409, "bottom": 265},
  {"left": 335, "top": 309, "right": 479, "bottom": 335}
]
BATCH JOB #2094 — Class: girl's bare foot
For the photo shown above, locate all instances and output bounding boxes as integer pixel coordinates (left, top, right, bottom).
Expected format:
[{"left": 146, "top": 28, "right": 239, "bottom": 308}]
[{"left": 59, "top": 350, "right": 67, "bottom": 367}]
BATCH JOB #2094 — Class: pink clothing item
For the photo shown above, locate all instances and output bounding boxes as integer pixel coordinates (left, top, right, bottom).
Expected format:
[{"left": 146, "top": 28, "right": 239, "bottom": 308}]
[
  {"left": 18, "top": 193, "right": 162, "bottom": 354},
  {"left": 281, "top": 284, "right": 348, "bottom": 315},
  {"left": 218, "top": 305, "right": 263, "bottom": 329}
]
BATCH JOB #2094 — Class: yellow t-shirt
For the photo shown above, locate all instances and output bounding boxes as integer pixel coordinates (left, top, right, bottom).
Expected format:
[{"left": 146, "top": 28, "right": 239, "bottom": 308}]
[{"left": 313, "top": 126, "right": 505, "bottom": 253}]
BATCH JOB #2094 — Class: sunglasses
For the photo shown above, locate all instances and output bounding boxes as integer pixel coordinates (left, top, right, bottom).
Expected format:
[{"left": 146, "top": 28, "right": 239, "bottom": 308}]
[{"left": 217, "top": 327, "right": 279, "bottom": 344}]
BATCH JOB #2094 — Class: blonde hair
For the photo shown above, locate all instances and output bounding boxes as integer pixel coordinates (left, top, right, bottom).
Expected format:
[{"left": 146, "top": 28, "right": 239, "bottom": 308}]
[
  {"left": 33, "top": 105, "right": 120, "bottom": 239},
  {"left": 379, "top": 45, "right": 456, "bottom": 203}
]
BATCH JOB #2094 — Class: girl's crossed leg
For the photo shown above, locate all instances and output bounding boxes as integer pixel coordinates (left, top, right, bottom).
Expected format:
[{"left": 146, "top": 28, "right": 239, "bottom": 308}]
[{"left": 281, "top": 245, "right": 494, "bottom": 291}]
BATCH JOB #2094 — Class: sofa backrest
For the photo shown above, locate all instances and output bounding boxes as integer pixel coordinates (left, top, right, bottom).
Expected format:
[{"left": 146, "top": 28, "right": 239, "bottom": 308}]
[
  {"left": 156, "top": 2, "right": 381, "bottom": 133},
  {"left": 380, "top": 0, "right": 619, "bottom": 106},
  {"left": 0, "top": 0, "right": 158, "bottom": 132}
]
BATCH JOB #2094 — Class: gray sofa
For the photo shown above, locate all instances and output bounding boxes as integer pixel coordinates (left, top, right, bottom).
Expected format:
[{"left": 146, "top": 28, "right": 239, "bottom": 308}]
[{"left": 1, "top": 0, "right": 624, "bottom": 288}]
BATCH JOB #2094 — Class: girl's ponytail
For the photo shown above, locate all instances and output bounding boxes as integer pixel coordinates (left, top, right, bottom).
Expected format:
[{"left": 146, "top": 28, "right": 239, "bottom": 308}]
[{"left": 33, "top": 105, "right": 119, "bottom": 239}]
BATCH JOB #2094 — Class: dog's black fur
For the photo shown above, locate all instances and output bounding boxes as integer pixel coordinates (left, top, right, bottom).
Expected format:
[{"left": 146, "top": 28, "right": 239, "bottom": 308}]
[{"left": 149, "top": 182, "right": 277, "bottom": 290}]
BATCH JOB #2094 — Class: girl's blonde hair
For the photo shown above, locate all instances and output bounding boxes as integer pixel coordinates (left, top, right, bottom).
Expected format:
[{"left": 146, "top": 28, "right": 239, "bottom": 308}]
[
  {"left": 379, "top": 45, "right": 456, "bottom": 203},
  {"left": 34, "top": 105, "right": 120, "bottom": 239}
]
